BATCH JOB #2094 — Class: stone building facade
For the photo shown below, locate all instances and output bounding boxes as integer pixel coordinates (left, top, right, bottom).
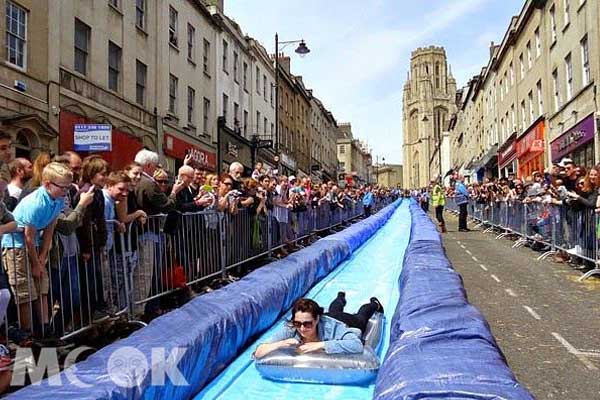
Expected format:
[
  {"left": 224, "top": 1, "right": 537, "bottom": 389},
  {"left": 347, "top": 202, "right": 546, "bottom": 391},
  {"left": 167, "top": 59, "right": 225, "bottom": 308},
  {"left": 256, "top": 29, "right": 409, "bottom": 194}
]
[
  {"left": 449, "top": 0, "right": 600, "bottom": 182},
  {"left": 402, "top": 46, "right": 457, "bottom": 189}
]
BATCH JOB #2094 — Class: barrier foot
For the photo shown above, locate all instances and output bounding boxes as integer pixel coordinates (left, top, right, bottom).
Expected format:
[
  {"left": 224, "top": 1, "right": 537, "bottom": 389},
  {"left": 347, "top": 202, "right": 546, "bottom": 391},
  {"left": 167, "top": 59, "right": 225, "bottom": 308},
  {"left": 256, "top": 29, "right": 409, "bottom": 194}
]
[
  {"left": 537, "top": 250, "right": 557, "bottom": 261},
  {"left": 483, "top": 227, "right": 495, "bottom": 233},
  {"left": 496, "top": 232, "right": 510, "bottom": 239},
  {"left": 578, "top": 268, "right": 600, "bottom": 281},
  {"left": 512, "top": 238, "right": 527, "bottom": 248}
]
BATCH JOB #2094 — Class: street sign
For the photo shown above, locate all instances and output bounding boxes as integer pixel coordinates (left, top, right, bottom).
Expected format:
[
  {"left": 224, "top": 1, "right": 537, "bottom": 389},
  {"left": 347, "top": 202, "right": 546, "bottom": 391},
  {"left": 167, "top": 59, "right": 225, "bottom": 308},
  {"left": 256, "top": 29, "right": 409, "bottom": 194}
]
[
  {"left": 256, "top": 139, "right": 273, "bottom": 149},
  {"left": 74, "top": 124, "right": 112, "bottom": 151}
]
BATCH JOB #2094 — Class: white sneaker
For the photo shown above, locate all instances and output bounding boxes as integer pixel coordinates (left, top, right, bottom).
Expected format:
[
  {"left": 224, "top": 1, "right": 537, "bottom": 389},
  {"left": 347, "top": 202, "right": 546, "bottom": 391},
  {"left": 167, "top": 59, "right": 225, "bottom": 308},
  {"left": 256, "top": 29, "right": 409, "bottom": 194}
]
[{"left": 567, "top": 245, "right": 583, "bottom": 256}]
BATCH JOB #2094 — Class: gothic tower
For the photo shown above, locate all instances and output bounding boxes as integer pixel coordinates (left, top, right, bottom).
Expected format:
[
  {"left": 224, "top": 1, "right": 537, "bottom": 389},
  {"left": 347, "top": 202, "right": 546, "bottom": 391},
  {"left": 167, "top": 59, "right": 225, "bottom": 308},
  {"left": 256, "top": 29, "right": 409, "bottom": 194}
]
[{"left": 402, "top": 46, "right": 457, "bottom": 188}]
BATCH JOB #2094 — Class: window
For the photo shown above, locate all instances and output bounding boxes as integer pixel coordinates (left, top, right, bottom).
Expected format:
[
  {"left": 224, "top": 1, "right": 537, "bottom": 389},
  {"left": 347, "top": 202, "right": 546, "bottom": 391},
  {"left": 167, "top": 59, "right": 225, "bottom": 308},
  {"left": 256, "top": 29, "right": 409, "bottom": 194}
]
[
  {"left": 552, "top": 69, "right": 560, "bottom": 111},
  {"left": 74, "top": 18, "right": 90, "bottom": 74},
  {"left": 243, "top": 110, "right": 248, "bottom": 135},
  {"left": 340, "top": 145, "right": 345, "bottom": 154},
  {"left": 550, "top": 5, "right": 557, "bottom": 43},
  {"left": 187, "top": 87, "right": 195, "bottom": 126},
  {"left": 565, "top": 53, "right": 573, "bottom": 101},
  {"left": 203, "top": 39, "right": 210, "bottom": 75},
  {"left": 581, "top": 35, "right": 590, "bottom": 85},
  {"left": 6, "top": 1, "right": 27, "bottom": 68},
  {"left": 243, "top": 62, "right": 248, "bottom": 91},
  {"left": 535, "top": 27, "right": 541, "bottom": 58},
  {"left": 271, "top": 123, "right": 274, "bottom": 137},
  {"left": 222, "top": 93, "right": 228, "bottom": 121},
  {"left": 187, "top": 24, "right": 195, "bottom": 61},
  {"left": 169, "top": 6, "right": 178, "bottom": 47},
  {"left": 108, "top": 0, "right": 119, "bottom": 8},
  {"left": 270, "top": 84, "right": 274, "bottom": 106},
  {"left": 203, "top": 98, "right": 210, "bottom": 135},
  {"left": 169, "top": 74, "right": 178, "bottom": 114},
  {"left": 511, "top": 104, "right": 515, "bottom": 130},
  {"left": 563, "top": 0, "right": 570, "bottom": 27},
  {"left": 256, "top": 66, "right": 260, "bottom": 94},
  {"left": 233, "top": 102, "right": 239, "bottom": 127},
  {"left": 263, "top": 75, "right": 267, "bottom": 100},
  {"left": 509, "top": 62, "right": 514, "bottom": 86},
  {"left": 135, "top": 0, "right": 145, "bottom": 29},
  {"left": 520, "top": 100, "right": 526, "bottom": 129},
  {"left": 108, "top": 41, "right": 121, "bottom": 91},
  {"left": 222, "top": 40, "right": 228, "bottom": 72},
  {"left": 528, "top": 91, "right": 534, "bottom": 124},
  {"left": 526, "top": 41, "right": 532, "bottom": 69},
  {"left": 233, "top": 52, "right": 239, "bottom": 82},
  {"left": 499, "top": 79, "right": 504, "bottom": 102},
  {"left": 256, "top": 111, "right": 260, "bottom": 133},
  {"left": 263, "top": 117, "right": 267, "bottom": 134},
  {"left": 537, "top": 80, "right": 543, "bottom": 116},
  {"left": 135, "top": 60, "right": 146, "bottom": 106},
  {"left": 519, "top": 54, "right": 525, "bottom": 79}
]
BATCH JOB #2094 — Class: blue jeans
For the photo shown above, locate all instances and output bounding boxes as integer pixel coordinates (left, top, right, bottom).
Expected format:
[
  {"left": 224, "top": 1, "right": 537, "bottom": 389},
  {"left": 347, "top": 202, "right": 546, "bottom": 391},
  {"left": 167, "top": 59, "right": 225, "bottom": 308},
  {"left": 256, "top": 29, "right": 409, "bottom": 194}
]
[{"left": 50, "top": 255, "right": 80, "bottom": 335}]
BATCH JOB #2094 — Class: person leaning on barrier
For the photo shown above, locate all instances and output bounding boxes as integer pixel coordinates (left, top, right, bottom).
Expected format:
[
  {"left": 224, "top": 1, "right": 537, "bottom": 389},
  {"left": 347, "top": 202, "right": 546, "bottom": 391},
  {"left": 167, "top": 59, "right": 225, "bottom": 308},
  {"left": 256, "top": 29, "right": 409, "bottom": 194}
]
[
  {"left": 2, "top": 162, "right": 71, "bottom": 334},
  {"left": 176, "top": 165, "right": 212, "bottom": 213},
  {"left": 254, "top": 294, "right": 384, "bottom": 359},
  {"left": 49, "top": 184, "right": 95, "bottom": 336}
]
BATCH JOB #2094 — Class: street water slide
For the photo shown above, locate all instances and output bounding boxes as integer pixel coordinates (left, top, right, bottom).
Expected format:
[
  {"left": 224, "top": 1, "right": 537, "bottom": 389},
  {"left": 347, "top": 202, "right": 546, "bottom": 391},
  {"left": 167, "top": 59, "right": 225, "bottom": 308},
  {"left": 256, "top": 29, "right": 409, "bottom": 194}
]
[{"left": 195, "top": 201, "right": 412, "bottom": 400}]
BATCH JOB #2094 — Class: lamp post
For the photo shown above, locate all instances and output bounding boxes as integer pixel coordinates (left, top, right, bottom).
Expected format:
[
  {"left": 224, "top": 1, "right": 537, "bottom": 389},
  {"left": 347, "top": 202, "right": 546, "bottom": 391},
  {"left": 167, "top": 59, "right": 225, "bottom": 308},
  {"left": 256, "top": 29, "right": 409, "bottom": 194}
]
[
  {"left": 422, "top": 114, "right": 442, "bottom": 184},
  {"left": 404, "top": 138, "right": 422, "bottom": 188},
  {"left": 274, "top": 34, "right": 310, "bottom": 153}
]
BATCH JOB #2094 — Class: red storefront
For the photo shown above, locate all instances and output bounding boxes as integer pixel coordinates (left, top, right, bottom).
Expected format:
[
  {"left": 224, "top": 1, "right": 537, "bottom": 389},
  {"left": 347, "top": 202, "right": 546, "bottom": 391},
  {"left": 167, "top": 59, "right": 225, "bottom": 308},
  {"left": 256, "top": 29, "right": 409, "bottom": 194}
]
[
  {"left": 59, "top": 110, "right": 143, "bottom": 170},
  {"left": 516, "top": 118, "right": 545, "bottom": 178},
  {"left": 163, "top": 133, "right": 216, "bottom": 171}
]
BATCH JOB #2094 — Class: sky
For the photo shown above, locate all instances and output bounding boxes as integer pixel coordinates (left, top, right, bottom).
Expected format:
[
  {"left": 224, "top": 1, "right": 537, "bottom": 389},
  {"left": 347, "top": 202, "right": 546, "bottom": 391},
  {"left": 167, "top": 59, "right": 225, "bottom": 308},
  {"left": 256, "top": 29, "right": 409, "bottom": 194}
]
[{"left": 226, "top": 0, "right": 525, "bottom": 165}]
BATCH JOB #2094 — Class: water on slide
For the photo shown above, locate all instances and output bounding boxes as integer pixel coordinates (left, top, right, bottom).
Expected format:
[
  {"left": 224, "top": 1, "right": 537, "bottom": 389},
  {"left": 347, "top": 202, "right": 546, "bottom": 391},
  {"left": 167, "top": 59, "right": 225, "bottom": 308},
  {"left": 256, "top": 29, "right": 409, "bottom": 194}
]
[{"left": 195, "top": 201, "right": 411, "bottom": 400}]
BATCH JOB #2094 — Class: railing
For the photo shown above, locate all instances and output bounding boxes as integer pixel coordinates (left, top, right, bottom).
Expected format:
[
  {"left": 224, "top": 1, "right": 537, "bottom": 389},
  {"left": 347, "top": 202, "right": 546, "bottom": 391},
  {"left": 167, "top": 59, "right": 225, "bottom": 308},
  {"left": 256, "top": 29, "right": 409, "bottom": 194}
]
[
  {"left": 445, "top": 197, "right": 599, "bottom": 281},
  {"left": 0, "top": 196, "right": 394, "bottom": 343}
]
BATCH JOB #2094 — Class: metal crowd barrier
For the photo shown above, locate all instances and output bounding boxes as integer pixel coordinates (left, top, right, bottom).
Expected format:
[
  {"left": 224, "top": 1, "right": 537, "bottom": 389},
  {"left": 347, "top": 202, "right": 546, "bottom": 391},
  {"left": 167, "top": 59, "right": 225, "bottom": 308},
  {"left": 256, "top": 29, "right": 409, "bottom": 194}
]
[
  {"left": 445, "top": 197, "right": 599, "bottom": 281},
  {"left": 0, "top": 196, "right": 393, "bottom": 342}
]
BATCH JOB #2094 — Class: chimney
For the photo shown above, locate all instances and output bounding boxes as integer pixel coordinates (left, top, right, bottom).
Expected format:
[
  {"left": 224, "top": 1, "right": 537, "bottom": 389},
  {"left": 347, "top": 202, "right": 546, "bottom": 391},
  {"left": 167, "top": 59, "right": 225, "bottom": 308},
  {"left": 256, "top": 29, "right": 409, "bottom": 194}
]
[
  {"left": 278, "top": 53, "right": 291, "bottom": 73},
  {"left": 202, "top": 0, "right": 224, "bottom": 13},
  {"left": 490, "top": 41, "right": 495, "bottom": 58}
]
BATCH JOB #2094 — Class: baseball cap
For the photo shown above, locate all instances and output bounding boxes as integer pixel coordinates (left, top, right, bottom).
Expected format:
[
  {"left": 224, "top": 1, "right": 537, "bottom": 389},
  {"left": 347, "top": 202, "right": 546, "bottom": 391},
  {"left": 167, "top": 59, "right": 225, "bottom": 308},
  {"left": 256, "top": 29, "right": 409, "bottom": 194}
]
[{"left": 558, "top": 157, "right": 574, "bottom": 167}]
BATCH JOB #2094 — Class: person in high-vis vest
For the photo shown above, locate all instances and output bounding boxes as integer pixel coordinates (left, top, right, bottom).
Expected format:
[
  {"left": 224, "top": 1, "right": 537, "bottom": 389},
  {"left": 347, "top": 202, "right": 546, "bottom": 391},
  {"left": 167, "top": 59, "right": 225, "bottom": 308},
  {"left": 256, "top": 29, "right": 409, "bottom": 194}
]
[{"left": 431, "top": 178, "right": 446, "bottom": 233}]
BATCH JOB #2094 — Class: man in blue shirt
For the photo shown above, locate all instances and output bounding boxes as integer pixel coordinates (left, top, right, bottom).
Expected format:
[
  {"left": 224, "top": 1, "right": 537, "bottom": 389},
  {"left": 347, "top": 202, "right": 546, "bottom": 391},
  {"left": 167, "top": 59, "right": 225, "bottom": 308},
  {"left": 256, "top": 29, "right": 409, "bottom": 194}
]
[
  {"left": 453, "top": 173, "right": 470, "bottom": 232},
  {"left": 254, "top": 294, "right": 383, "bottom": 358},
  {"left": 2, "top": 162, "right": 70, "bottom": 333},
  {"left": 362, "top": 186, "right": 375, "bottom": 217}
]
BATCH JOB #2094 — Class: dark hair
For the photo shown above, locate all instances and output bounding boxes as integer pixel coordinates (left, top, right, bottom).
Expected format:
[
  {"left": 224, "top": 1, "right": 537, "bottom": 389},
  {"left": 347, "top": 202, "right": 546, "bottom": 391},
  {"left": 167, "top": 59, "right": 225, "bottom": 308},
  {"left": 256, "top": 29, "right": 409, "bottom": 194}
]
[
  {"left": 291, "top": 298, "right": 323, "bottom": 320},
  {"left": 81, "top": 154, "right": 109, "bottom": 184}
]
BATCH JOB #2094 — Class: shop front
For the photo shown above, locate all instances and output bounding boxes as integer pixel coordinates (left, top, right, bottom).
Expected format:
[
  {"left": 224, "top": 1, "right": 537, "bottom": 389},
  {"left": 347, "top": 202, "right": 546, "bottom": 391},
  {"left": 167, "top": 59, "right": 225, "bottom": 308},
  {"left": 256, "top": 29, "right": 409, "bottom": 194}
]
[
  {"left": 497, "top": 133, "right": 518, "bottom": 178},
  {"left": 550, "top": 113, "right": 596, "bottom": 167},
  {"left": 279, "top": 151, "right": 297, "bottom": 176},
  {"left": 219, "top": 128, "right": 252, "bottom": 175},
  {"left": 163, "top": 133, "right": 216, "bottom": 174},
  {"left": 516, "top": 118, "right": 545, "bottom": 179},
  {"left": 59, "top": 110, "right": 144, "bottom": 170}
]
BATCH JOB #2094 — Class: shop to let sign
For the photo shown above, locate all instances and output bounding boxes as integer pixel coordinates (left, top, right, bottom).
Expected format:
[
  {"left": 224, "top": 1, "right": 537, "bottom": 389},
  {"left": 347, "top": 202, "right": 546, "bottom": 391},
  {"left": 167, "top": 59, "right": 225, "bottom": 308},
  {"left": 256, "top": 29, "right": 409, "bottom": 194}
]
[{"left": 74, "top": 124, "right": 112, "bottom": 151}]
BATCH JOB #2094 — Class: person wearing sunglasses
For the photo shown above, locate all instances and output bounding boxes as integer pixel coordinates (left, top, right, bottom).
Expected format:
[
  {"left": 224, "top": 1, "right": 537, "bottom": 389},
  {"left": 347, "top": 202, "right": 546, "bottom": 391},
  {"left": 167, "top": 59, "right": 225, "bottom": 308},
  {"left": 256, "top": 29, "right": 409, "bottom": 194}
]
[{"left": 254, "top": 294, "right": 384, "bottom": 359}]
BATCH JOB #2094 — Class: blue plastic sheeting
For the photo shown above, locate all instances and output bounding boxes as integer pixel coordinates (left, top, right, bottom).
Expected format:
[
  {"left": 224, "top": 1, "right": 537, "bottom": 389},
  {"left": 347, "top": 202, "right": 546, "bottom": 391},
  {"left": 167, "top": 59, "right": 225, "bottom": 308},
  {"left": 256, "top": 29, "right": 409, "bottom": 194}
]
[
  {"left": 10, "top": 201, "right": 401, "bottom": 400},
  {"left": 196, "top": 200, "right": 411, "bottom": 399},
  {"left": 374, "top": 201, "right": 534, "bottom": 400}
]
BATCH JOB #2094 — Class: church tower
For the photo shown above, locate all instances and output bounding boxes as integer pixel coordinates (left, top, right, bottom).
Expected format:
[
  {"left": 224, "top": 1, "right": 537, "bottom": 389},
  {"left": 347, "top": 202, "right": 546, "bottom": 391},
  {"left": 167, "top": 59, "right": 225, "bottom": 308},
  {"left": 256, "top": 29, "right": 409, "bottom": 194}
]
[{"left": 402, "top": 46, "right": 457, "bottom": 188}]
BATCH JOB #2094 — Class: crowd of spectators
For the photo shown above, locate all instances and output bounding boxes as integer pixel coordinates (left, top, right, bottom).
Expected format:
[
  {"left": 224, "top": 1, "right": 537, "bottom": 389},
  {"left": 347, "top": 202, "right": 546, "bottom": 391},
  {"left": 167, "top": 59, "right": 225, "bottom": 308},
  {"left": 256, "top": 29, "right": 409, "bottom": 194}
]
[
  {"left": 0, "top": 133, "right": 396, "bottom": 365},
  {"left": 439, "top": 158, "right": 600, "bottom": 269}
]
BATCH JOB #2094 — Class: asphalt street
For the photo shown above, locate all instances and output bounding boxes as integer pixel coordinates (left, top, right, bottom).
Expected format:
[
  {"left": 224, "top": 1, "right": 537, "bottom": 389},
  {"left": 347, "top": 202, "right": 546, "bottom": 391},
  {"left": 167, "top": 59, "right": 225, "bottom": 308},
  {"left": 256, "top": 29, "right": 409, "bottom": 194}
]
[{"left": 438, "top": 209, "right": 600, "bottom": 400}]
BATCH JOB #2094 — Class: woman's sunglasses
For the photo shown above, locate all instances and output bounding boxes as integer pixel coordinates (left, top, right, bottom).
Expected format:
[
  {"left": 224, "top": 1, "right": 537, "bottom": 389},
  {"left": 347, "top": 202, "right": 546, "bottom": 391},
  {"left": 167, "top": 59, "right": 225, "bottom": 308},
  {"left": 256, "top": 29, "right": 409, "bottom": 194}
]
[{"left": 291, "top": 320, "right": 314, "bottom": 329}]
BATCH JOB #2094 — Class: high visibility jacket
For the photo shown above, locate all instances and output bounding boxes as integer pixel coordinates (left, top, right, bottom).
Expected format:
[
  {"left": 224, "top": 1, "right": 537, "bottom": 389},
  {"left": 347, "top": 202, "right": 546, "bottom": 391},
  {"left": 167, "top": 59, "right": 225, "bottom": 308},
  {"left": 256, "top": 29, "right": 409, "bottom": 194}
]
[{"left": 432, "top": 184, "right": 445, "bottom": 207}]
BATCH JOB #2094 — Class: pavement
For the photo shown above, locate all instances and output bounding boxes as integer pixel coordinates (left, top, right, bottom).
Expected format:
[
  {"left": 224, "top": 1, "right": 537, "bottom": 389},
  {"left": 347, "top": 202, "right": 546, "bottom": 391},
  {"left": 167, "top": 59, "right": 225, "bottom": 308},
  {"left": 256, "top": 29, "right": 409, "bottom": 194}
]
[{"left": 437, "top": 209, "right": 600, "bottom": 400}]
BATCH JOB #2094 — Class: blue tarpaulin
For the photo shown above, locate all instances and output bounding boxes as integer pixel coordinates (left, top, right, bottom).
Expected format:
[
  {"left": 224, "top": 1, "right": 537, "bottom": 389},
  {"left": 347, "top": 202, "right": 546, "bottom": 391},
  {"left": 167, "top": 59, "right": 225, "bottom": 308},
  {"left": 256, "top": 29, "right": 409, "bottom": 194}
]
[{"left": 373, "top": 201, "right": 534, "bottom": 400}]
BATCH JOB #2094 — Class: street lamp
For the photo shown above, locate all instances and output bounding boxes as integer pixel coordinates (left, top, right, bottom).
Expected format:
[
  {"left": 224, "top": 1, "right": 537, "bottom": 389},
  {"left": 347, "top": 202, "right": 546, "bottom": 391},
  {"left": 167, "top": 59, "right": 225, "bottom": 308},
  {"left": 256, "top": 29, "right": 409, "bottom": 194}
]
[
  {"left": 375, "top": 155, "right": 385, "bottom": 185},
  {"left": 274, "top": 34, "right": 310, "bottom": 153},
  {"left": 422, "top": 114, "right": 442, "bottom": 184}
]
